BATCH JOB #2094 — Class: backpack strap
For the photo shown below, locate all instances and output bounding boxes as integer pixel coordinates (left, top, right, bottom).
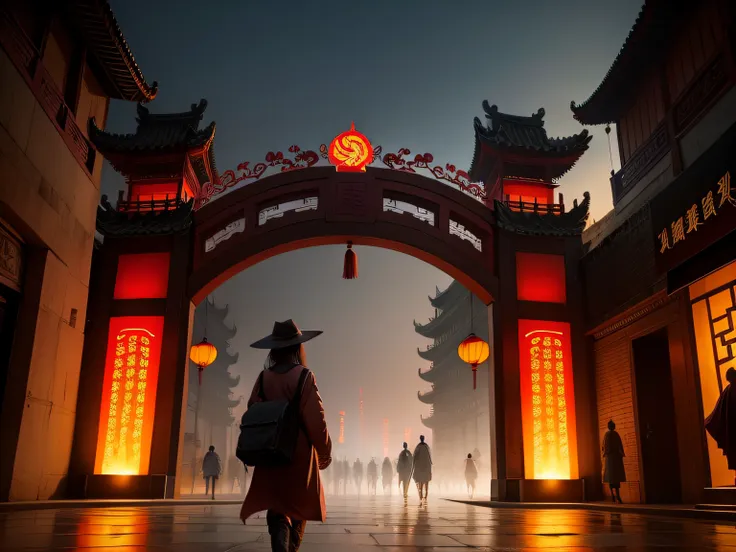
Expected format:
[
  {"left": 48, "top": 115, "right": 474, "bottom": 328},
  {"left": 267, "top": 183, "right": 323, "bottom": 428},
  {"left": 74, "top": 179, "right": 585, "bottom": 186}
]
[
  {"left": 291, "top": 367, "right": 310, "bottom": 407},
  {"left": 256, "top": 371, "right": 266, "bottom": 401}
]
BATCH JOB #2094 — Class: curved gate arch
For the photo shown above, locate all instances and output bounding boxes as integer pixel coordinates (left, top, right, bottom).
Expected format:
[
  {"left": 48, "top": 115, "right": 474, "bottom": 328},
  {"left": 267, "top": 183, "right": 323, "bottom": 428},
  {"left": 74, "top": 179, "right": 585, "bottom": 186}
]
[{"left": 189, "top": 166, "right": 497, "bottom": 304}]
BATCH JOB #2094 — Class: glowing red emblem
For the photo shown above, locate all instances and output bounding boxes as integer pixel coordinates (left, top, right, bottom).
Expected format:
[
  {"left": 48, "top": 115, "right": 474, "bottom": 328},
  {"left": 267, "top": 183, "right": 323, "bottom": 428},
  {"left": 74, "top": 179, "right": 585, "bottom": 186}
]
[{"left": 328, "top": 122, "right": 372, "bottom": 172}]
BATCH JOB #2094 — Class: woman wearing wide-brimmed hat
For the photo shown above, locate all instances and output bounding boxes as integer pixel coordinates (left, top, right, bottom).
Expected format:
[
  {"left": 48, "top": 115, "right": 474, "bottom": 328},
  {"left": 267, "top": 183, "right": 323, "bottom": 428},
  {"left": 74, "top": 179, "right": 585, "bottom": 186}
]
[{"left": 240, "top": 320, "right": 332, "bottom": 552}]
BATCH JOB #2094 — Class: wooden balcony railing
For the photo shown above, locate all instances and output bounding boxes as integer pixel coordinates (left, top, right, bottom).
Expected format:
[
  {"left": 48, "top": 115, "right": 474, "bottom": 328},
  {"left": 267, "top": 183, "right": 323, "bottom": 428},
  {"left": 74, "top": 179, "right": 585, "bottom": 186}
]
[
  {"left": 503, "top": 193, "right": 565, "bottom": 215},
  {"left": 114, "top": 191, "right": 185, "bottom": 213},
  {"left": 0, "top": 6, "right": 96, "bottom": 174}
]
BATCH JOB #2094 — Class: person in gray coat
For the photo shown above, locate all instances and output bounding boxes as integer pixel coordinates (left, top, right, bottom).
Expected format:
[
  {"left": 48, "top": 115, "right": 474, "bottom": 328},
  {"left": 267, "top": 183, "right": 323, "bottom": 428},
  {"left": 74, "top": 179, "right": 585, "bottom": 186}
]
[{"left": 202, "top": 445, "right": 222, "bottom": 500}]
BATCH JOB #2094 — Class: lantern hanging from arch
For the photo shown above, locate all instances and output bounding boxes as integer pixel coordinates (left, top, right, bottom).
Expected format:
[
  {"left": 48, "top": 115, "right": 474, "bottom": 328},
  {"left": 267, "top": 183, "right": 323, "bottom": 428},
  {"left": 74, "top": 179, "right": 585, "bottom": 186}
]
[
  {"left": 458, "top": 333, "right": 490, "bottom": 390},
  {"left": 190, "top": 337, "right": 217, "bottom": 385}
]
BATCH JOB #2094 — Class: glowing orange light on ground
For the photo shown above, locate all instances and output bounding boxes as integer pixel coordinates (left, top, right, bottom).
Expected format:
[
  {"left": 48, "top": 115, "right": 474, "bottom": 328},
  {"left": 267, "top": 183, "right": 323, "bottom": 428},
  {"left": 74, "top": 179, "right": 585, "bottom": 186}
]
[
  {"left": 458, "top": 334, "right": 490, "bottom": 389},
  {"left": 518, "top": 320, "right": 578, "bottom": 480},
  {"left": 339, "top": 411, "right": 345, "bottom": 444},
  {"left": 328, "top": 122, "right": 372, "bottom": 172},
  {"left": 94, "top": 317, "right": 164, "bottom": 476}
]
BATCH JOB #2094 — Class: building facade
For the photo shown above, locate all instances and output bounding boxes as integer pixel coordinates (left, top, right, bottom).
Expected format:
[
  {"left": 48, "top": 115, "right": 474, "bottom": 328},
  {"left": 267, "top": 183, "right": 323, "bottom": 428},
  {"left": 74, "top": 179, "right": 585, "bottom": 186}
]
[
  {"left": 573, "top": 0, "right": 736, "bottom": 504},
  {"left": 0, "top": 0, "right": 155, "bottom": 501},
  {"left": 415, "top": 281, "right": 492, "bottom": 483}
]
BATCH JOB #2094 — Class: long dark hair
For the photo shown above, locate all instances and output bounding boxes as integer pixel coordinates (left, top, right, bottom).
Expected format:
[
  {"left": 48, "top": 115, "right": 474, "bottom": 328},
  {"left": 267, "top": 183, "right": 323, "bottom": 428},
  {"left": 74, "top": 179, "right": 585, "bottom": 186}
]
[{"left": 266, "top": 343, "right": 307, "bottom": 369}]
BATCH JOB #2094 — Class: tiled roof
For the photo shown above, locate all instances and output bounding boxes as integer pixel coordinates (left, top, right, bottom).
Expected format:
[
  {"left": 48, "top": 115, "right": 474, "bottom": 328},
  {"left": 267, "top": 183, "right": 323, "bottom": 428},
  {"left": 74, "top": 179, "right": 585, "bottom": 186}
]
[
  {"left": 429, "top": 280, "right": 466, "bottom": 310},
  {"left": 570, "top": 0, "right": 683, "bottom": 124},
  {"left": 89, "top": 99, "right": 215, "bottom": 153},
  {"left": 494, "top": 192, "right": 590, "bottom": 237},
  {"left": 96, "top": 195, "right": 194, "bottom": 236},
  {"left": 469, "top": 101, "right": 591, "bottom": 181},
  {"left": 66, "top": 0, "right": 157, "bottom": 102}
]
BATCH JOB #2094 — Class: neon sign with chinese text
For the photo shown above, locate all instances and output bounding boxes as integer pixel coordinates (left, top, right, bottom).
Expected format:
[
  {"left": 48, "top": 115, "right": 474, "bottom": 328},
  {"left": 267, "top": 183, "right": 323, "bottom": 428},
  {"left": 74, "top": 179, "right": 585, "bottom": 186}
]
[
  {"left": 518, "top": 320, "right": 578, "bottom": 480},
  {"left": 94, "top": 317, "right": 164, "bottom": 475},
  {"left": 658, "top": 170, "right": 734, "bottom": 254}
]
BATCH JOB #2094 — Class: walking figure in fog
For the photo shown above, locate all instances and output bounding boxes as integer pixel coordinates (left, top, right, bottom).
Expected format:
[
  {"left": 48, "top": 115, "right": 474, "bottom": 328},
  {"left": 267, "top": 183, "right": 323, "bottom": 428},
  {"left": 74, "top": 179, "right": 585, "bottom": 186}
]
[
  {"left": 464, "top": 453, "right": 478, "bottom": 499},
  {"left": 412, "top": 435, "right": 432, "bottom": 501},
  {"left": 239, "top": 320, "right": 332, "bottom": 552},
  {"left": 602, "top": 419, "right": 626, "bottom": 504},
  {"left": 202, "top": 445, "right": 222, "bottom": 500},
  {"left": 382, "top": 457, "right": 393, "bottom": 495},
  {"left": 353, "top": 458, "right": 364, "bottom": 495},
  {"left": 366, "top": 458, "right": 378, "bottom": 495},
  {"left": 706, "top": 368, "right": 736, "bottom": 484},
  {"left": 397, "top": 442, "right": 413, "bottom": 499}
]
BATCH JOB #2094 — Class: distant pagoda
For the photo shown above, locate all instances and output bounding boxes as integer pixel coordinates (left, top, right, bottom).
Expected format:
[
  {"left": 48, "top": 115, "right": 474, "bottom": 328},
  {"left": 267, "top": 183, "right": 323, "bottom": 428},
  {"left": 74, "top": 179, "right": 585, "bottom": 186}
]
[
  {"left": 415, "top": 281, "right": 492, "bottom": 481},
  {"left": 184, "top": 298, "right": 240, "bottom": 481}
]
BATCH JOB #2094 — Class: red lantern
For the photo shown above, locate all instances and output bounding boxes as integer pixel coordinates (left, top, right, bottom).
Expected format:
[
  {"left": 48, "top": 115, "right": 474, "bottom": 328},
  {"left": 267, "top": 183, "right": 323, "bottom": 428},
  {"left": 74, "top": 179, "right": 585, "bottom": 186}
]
[
  {"left": 190, "top": 337, "right": 217, "bottom": 385},
  {"left": 457, "top": 333, "right": 490, "bottom": 390}
]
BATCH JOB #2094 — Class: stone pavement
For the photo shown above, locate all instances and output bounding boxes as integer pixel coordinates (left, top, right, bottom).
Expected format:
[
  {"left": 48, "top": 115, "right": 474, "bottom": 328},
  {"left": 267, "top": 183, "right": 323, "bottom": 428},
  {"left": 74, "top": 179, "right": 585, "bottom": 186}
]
[{"left": 4, "top": 495, "right": 736, "bottom": 550}]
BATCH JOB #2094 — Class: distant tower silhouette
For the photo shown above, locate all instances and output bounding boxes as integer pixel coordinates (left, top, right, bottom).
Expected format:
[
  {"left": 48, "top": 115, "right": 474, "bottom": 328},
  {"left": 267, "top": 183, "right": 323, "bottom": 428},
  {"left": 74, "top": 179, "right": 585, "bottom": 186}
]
[
  {"left": 359, "top": 388, "right": 365, "bottom": 456},
  {"left": 383, "top": 419, "right": 389, "bottom": 458},
  {"left": 339, "top": 411, "right": 345, "bottom": 444}
]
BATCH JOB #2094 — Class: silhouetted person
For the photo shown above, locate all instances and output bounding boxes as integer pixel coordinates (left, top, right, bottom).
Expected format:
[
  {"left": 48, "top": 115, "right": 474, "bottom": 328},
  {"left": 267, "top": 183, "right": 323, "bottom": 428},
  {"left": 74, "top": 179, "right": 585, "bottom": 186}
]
[
  {"left": 240, "top": 320, "right": 332, "bottom": 552},
  {"left": 412, "top": 435, "right": 432, "bottom": 501},
  {"left": 202, "top": 445, "right": 222, "bottom": 500},
  {"left": 353, "top": 458, "right": 364, "bottom": 494},
  {"left": 706, "top": 368, "right": 736, "bottom": 484},
  {"left": 381, "top": 457, "right": 393, "bottom": 495},
  {"left": 464, "top": 453, "right": 478, "bottom": 499},
  {"left": 230, "top": 455, "right": 247, "bottom": 494},
  {"left": 602, "top": 419, "right": 626, "bottom": 504},
  {"left": 397, "top": 442, "right": 413, "bottom": 499},
  {"left": 367, "top": 458, "right": 378, "bottom": 495}
]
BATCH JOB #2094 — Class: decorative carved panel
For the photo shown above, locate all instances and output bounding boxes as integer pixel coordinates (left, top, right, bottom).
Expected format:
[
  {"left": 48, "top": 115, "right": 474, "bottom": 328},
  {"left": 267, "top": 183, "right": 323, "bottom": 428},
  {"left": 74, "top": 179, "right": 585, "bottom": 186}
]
[
  {"left": 675, "top": 56, "right": 728, "bottom": 133},
  {"left": 383, "top": 198, "right": 435, "bottom": 226},
  {"left": 0, "top": 225, "right": 22, "bottom": 290},
  {"left": 205, "top": 217, "right": 246, "bottom": 252},
  {"left": 449, "top": 220, "right": 482, "bottom": 252},
  {"left": 258, "top": 197, "right": 318, "bottom": 226},
  {"left": 335, "top": 183, "right": 368, "bottom": 217},
  {"left": 611, "top": 124, "right": 669, "bottom": 204}
]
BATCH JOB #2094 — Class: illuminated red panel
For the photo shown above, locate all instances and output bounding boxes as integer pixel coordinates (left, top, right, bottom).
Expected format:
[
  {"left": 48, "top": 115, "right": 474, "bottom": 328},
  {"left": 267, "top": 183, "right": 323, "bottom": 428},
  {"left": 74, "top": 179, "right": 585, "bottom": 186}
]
[
  {"left": 516, "top": 252, "right": 567, "bottom": 304},
  {"left": 130, "top": 182, "right": 178, "bottom": 202},
  {"left": 518, "top": 319, "right": 578, "bottom": 480},
  {"left": 94, "top": 316, "right": 165, "bottom": 475},
  {"left": 504, "top": 180, "right": 554, "bottom": 205},
  {"left": 114, "top": 253, "right": 171, "bottom": 300}
]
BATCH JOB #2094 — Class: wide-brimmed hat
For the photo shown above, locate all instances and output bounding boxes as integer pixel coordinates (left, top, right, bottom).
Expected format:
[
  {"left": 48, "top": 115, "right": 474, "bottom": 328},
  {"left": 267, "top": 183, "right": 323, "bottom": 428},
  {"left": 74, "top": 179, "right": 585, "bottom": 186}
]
[{"left": 250, "top": 319, "right": 323, "bottom": 350}]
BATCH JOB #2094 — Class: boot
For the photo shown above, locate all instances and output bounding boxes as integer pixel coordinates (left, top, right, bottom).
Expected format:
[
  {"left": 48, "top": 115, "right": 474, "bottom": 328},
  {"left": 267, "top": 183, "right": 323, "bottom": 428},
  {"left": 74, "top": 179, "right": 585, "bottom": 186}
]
[{"left": 267, "top": 517, "right": 291, "bottom": 552}]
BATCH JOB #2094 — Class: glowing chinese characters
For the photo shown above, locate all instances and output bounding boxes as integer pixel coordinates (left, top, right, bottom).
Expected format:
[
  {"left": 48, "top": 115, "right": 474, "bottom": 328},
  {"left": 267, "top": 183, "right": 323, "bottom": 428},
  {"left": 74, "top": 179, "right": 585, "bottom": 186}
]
[
  {"left": 658, "top": 171, "right": 734, "bottom": 253},
  {"left": 518, "top": 320, "right": 578, "bottom": 480},
  {"left": 95, "top": 317, "right": 164, "bottom": 475},
  {"left": 328, "top": 123, "right": 373, "bottom": 172}
]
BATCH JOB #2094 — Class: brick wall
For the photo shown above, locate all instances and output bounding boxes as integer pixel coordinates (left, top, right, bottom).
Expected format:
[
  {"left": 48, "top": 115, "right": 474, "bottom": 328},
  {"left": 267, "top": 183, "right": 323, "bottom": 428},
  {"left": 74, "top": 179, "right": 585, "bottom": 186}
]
[{"left": 593, "top": 330, "right": 641, "bottom": 503}]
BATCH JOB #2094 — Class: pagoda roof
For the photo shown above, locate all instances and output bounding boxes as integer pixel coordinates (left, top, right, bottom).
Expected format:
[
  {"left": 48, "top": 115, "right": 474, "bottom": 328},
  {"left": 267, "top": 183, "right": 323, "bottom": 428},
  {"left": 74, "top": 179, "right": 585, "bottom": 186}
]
[
  {"left": 66, "top": 0, "right": 157, "bottom": 102},
  {"left": 414, "top": 298, "right": 466, "bottom": 338},
  {"left": 96, "top": 196, "right": 194, "bottom": 237},
  {"left": 90, "top": 100, "right": 215, "bottom": 154},
  {"left": 418, "top": 366, "right": 438, "bottom": 383},
  {"left": 429, "top": 280, "right": 467, "bottom": 310},
  {"left": 494, "top": 192, "right": 590, "bottom": 237},
  {"left": 417, "top": 388, "right": 436, "bottom": 404},
  {"left": 469, "top": 101, "right": 591, "bottom": 182},
  {"left": 570, "top": 0, "right": 682, "bottom": 124},
  {"left": 420, "top": 412, "right": 437, "bottom": 429}
]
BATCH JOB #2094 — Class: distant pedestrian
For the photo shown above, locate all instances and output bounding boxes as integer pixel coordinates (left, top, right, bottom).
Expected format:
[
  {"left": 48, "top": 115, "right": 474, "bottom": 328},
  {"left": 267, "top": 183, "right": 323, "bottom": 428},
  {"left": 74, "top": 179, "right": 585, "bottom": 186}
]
[
  {"left": 239, "top": 320, "right": 332, "bottom": 552},
  {"left": 353, "top": 458, "right": 364, "bottom": 494},
  {"left": 602, "top": 420, "right": 626, "bottom": 504},
  {"left": 367, "top": 458, "right": 378, "bottom": 495},
  {"left": 396, "top": 442, "right": 413, "bottom": 499},
  {"left": 202, "top": 445, "right": 222, "bottom": 500},
  {"left": 464, "top": 453, "right": 478, "bottom": 498},
  {"left": 412, "top": 435, "right": 432, "bottom": 501},
  {"left": 381, "top": 457, "right": 393, "bottom": 495}
]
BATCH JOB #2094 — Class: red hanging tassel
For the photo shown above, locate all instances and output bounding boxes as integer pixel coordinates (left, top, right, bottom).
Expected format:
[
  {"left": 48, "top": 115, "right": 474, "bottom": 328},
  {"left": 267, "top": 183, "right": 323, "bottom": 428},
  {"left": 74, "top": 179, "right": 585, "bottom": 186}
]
[{"left": 343, "top": 242, "right": 358, "bottom": 279}]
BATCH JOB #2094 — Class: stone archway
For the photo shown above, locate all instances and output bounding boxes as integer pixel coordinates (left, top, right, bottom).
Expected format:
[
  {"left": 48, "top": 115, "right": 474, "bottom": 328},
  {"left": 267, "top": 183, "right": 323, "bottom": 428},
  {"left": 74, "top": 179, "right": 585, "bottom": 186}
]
[{"left": 189, "top": 166, "right": 496, "bottom": 305}]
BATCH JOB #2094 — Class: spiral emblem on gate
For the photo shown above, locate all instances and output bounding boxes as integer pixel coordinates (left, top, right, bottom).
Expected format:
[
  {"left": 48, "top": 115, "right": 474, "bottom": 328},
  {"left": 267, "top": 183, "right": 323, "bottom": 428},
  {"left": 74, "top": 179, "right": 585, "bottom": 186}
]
[{"left": 328, "top": 122, "right": 373, "bottom": 172}]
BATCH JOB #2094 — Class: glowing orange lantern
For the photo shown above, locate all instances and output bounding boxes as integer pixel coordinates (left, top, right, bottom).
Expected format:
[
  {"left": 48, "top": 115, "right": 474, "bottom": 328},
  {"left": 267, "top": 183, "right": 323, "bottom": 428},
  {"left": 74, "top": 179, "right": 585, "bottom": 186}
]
[
  {"left": 328, "top": 122, "right": 372, "bottom": 172},
  {"left": 190, "top": 337, "right": 217, "bottom": 385},
  {"left": 457, "top": 333, "right": 490, "bottom": 389}
]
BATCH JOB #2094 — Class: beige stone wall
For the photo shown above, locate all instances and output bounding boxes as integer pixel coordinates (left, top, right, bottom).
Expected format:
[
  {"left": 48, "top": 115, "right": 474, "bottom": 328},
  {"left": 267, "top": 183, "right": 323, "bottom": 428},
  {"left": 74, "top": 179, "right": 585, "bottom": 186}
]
[{"left": 0, "top": 47, "right": 104, "bottom": 500}]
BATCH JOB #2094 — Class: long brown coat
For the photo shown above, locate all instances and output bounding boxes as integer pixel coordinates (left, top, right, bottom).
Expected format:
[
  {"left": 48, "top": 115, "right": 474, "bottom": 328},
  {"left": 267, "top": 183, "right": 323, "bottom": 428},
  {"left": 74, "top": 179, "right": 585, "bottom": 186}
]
[{"left": 240, "top": 365, "right": 332, "bottom": 522}]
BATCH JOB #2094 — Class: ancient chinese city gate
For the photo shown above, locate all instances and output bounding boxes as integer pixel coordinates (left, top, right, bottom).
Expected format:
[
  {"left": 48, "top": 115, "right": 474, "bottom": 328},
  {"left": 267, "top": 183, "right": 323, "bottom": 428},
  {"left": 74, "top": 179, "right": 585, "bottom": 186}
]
[{"left": 68, "top": 99, "right": 598, "bottom": 502}]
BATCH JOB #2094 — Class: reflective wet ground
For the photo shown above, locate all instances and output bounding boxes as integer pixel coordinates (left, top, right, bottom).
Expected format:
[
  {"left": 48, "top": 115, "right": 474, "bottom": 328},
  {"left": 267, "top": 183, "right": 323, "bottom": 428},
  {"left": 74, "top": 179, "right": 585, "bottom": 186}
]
[{"left": 3, "top": 496, "right": 736, "bottom": 551}]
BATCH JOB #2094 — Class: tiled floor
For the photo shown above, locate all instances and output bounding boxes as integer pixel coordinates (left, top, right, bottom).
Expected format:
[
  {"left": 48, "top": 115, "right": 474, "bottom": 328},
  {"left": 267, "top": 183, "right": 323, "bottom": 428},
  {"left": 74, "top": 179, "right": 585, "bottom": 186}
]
[{"left": 3, "top": 495, "right": 736, "bottom": 550}]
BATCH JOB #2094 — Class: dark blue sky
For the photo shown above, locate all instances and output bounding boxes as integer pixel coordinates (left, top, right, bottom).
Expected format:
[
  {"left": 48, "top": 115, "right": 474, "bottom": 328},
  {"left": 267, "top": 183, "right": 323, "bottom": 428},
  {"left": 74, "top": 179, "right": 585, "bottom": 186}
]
[{"left": 104, "top": 0, "right": 641, "bottom": 458}]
